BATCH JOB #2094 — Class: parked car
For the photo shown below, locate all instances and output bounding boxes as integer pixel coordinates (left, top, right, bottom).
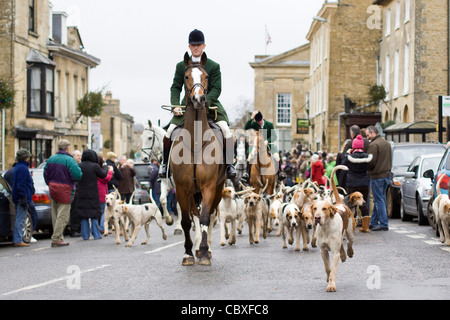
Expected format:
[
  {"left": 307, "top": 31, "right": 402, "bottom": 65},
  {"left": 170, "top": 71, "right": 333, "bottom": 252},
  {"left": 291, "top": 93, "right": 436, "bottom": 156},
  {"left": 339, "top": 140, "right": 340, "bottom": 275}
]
[
  {"left": 400, "top": 153, "right": 444, "bottom": 225},
  {"left": 29, "top": 168, "right": 52, "bottom": 231},
  {"left": 0, "top": 175, "right": 33, "bottom": 243},
  {"left": 133, "top": 162, "right": 151, "bottom": 192},
  {"left": 425, "top": 146, "right": 450, "bottom": 231},
  {"left": 387, "top": 142, "right": 446, "bottom": 218},
  {"left": 132, "top": 177, "right": 150, "bottom": 204}
]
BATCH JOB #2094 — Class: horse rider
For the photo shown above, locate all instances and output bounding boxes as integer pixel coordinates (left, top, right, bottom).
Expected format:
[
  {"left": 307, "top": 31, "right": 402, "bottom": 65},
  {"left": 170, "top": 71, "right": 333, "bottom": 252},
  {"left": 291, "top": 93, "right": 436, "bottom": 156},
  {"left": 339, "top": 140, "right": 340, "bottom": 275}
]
[
  {"left": 159, "top": 29, "right": 236, "bottom": 179},
  {"left": 242, "top": 110, "right": 285, "bottom": 181}
]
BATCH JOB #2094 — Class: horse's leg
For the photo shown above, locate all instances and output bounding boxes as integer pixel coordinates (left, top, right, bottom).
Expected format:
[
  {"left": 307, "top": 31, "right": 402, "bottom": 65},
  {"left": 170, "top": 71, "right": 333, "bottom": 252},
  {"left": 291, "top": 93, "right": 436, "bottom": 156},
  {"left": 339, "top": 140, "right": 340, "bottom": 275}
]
[
  {"left": 197, "top": 191, "right": 214, "bottom": 266},
  {"left": 175, "top": 203, "right": 183, "bottom": 235},
  {"left": 178, "top": 196, "right": 194, "bottom": 266},
  {"left": 159, "top": 179, "right": 174, "bottom": 226}
]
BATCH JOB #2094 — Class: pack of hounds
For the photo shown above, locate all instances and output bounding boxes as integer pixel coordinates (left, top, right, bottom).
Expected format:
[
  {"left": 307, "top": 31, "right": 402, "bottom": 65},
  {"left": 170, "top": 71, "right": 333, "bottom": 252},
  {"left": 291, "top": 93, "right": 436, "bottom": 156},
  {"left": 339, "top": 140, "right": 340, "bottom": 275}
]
[{"left": 102, "top": 165, "right": 361, "bottom": 292}]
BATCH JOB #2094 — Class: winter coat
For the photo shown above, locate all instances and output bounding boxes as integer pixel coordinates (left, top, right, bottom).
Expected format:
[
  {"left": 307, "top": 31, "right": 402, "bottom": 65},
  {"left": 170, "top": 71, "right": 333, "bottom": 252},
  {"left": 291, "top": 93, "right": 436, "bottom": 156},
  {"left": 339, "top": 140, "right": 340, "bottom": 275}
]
[
  {"left": 106, "top": 159, "right": 122, "bottom": 191},
  {"left": 12, "top": 161, "right": 34, "bottom": 204},
  {"left": 367, "top": 135, "right": 392, "bottom": 179},
  {"left": 311, "top": 160, "right": 325, "bottom": 185},
  {"left": 98, "top": 169, "right": 113, "bottom": 203},
  {"left": 118, "top": 165, "right": 136, "bottom": 195},
  {"left": 44, "top": 150, "right": 82, "bottom": 204},
  {"left": 342, "top": 151, "right": 373, "bottom": 187},
  {"left": 325, "top": 160, "right": 338, "bottom": 186},
  {"left": 74, "top": 150, "right": 108, "bottom": 219}
]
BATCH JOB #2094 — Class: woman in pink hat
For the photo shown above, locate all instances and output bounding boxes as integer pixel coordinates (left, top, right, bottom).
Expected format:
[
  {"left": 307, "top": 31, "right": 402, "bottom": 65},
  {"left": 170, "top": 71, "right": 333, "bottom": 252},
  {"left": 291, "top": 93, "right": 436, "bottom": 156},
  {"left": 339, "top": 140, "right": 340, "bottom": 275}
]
[{"left": 342, "top": 135, "right": 372, "bottom": 233}]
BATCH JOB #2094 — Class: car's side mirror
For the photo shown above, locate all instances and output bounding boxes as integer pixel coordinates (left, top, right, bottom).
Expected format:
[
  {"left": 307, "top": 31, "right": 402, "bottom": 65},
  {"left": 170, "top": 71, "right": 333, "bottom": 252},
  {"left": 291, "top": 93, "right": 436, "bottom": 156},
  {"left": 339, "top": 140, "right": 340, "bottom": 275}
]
[
  {"left": 404, "top": 171, "right": 416, "bottom": 179},
  {"left": 423, "top": 169, "right": 434, "bottom": 180}
]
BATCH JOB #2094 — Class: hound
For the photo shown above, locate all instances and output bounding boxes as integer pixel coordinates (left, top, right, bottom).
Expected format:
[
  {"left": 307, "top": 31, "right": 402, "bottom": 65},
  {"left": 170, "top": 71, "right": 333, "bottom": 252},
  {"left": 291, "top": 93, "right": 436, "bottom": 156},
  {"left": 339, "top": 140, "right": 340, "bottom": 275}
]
[
  {"left": 103, "top": 188, "right": 129, "bottom": 244},
  {"left": 312, "top": 165, "right": 355, "bottom": 292},
  {"left": 280, "top": 203, "right": 302, "bottom": 251},
  {"left": 432, "top": 174, "right": 450, "bottom": 246},
  {"left": 218, "top": 187, "right": 239, "bottom": 246},
  {"left": 114, "top": 194, "right": 167, "bottom": 247},
  {"left": 244, "top": 192, "right": 269, "bottom": 244}
]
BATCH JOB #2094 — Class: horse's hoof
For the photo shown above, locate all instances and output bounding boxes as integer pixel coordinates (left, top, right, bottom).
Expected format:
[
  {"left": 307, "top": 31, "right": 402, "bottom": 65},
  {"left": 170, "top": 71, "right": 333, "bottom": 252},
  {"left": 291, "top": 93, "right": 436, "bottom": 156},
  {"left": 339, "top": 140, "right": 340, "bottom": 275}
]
[
  {"left": 196, "top": 257, "right": 211, "bottom": 266},
  {"left": 182, "top": 256, "right": 195, "bottom": 266},
  {"left": 174, "top": 229, "right": 182, "bottom": 235},
  {"left": 165, "top": 216, "right": 174, "bottom": 226}
]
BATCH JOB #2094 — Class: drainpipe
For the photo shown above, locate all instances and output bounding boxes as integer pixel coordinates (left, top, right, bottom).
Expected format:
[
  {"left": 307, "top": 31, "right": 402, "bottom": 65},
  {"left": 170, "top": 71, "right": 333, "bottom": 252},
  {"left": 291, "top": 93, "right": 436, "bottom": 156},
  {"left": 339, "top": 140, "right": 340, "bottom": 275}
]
[{"left": 338, "top": 111, "right": 346, "bottom": 152}]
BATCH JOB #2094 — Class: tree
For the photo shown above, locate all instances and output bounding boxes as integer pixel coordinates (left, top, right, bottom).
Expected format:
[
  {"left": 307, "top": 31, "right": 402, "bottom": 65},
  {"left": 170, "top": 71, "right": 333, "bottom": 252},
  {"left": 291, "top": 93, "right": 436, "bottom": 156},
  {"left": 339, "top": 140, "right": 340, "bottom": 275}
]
[
  {"left": 74, "top": 91, "right": 106, "bottom": 125},
  {"left": 0, "top": 78, "right": 15, "bottom": 110}
]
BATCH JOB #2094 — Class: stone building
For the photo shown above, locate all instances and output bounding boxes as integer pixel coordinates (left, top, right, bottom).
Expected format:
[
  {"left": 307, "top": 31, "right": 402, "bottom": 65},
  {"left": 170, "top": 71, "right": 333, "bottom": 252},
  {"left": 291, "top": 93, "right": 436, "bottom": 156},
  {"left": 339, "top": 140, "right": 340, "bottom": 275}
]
[
  {"left": 306, "top": 0, "right": 382, "bottom": 152},
  {"left": 375, "top": 0, "right": 450, "bottom": 142},
  {"left": 249, "top": 43, "right": 311, "bottom": 152},
  {"left": 98, "top": 92, "right": 135, "bottom": 158},
  {"left": 0, "top": 1, "right": 99, "bottom": 169}
]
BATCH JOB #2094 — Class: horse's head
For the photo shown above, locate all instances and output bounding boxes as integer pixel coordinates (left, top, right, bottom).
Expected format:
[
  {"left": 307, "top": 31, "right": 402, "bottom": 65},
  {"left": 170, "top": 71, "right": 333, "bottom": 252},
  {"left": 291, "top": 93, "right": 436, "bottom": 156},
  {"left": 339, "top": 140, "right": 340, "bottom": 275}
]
[{"left": 184, "top": 52, "right": 208, "bottom": 110}]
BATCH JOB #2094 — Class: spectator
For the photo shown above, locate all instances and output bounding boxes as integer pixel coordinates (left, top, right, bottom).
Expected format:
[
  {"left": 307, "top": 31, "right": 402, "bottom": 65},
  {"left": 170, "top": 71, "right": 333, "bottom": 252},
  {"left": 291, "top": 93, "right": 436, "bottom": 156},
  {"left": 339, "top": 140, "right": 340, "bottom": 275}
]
[
  {"left": 44, "top": 139, "right": 82, "bottom": 247},
  {"left": 311, "top": 153, "right": 325, "bottom": 186},
  {"left": 342, "top": 135, "right": 372, "bottom": 233},
  {"left": 106, "top": 152, "right": 122, "bottom": 193},
  {"left": 325, "top": 153, "right": 338, "bottom": 186},
  {"left": 73, "top": 150, "right": 108, "bottom": 240},
  {"left": 148, "top": 159, "right": 163, "bottom": 211},
  {"left": 69, "top": 150, "right": 81, "bottom": 237},
  {"left": 97, "top": 156, "right": 113, "bottom": 234},
  {"left": 366, "top": 126, "right": 392, "bottom": 231},
  {"left": 118, "top": 156, "right": 136, "bottom": 203},
  {"left": 72, "top": 150, "right": 82, "bottom": 164},
  {"left": 11, "top": 149, "right": 34, "bottom": 247}
]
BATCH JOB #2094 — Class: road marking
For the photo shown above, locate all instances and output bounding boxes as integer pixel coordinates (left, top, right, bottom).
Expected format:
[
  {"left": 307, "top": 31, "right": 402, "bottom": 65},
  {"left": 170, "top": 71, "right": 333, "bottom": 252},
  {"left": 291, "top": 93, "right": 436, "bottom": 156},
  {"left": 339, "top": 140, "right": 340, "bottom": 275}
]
[
  {"left": 441, "top": 247, "right": 450, "bottom": 253},
  {"left": 394, "top": 230, "right": 412, "bottom": 234},
  {"left": 2, "top": 264, "right": 110, "bottom": 296},
  {"left": 407, "top": 234, "right": 426, "bottom": 239},
  {"left": 424, "top": 239, "right": 442, "bottom": 245},
  {"left": 145, "top": 241, "right": 184, "bottom": 254}
]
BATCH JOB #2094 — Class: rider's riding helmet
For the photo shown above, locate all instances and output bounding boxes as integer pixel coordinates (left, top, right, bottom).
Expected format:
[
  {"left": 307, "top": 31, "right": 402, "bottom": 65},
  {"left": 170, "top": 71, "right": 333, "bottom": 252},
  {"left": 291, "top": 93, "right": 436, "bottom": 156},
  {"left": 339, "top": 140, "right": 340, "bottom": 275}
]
[{"left": 189, "top": 29, "right": 205, "bottom": 45}]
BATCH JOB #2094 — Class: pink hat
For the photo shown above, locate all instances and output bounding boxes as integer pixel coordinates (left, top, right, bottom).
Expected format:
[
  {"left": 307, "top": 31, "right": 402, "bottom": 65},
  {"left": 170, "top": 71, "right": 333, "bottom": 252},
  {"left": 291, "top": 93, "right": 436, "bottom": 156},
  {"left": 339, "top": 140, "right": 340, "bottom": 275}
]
[{"left": 352, "top": 135, "right": 364, "bottom": 150}]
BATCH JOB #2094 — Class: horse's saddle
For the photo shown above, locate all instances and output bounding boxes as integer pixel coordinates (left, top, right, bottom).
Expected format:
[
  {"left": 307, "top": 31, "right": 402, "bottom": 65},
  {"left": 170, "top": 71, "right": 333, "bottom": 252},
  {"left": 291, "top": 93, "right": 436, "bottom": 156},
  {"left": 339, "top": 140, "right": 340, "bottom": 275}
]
[{"left": 170, "top": 119, "right": 222, "bottom": 142}]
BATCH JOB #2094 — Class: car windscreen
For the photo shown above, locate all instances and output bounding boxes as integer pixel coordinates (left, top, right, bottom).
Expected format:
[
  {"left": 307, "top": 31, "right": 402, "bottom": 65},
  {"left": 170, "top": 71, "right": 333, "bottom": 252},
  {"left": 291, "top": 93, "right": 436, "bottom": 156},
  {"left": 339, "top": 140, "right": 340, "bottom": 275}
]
[
  {"left": 134, "top": 164, "right": 150, "bottom": 180},
  {"left": 393, "top": 146, "right": 445, "bottom": 168}
]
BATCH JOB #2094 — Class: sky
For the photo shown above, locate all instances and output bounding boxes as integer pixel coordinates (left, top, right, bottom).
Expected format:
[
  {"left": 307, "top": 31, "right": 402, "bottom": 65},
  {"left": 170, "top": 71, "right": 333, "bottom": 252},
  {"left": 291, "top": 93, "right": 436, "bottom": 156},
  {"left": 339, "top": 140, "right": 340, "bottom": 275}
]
[{"left": 50, "top": 0, "right": 325, "bottom": 127}]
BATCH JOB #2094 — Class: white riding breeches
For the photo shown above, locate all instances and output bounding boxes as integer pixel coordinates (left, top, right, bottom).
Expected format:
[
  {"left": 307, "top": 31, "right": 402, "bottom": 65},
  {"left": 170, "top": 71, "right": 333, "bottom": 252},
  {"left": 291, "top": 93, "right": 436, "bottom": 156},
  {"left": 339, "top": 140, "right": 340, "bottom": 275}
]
[{"left": 165, "top": 121, "right": 232, "bottom": 139}]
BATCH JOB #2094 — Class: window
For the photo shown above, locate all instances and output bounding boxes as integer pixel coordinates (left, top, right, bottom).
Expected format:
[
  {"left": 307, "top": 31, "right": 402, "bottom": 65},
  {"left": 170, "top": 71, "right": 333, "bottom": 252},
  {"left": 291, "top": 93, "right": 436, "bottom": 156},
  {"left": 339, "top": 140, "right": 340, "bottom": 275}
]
[
  {"left": 29, "top": 0, "right": 35, "bottom": 32},
  {"left": 404, "top": 0, "right": 410, "bottom": 22},
  {"left": 277, "top": 93, "right": 291, "bottom": 125},
  {"left": 403, "top": 43, "right": 409, "bottom": 94},
  {"left": 394, "top": 49, "right": 399, "bottom": 98},
  {"left": 395, "top": 1, "right": 400, "bottom": 30},
  {"left": 27, "top": 64, "right": 55, "bottom": 117},
  {"left": 385, "top": 55, "right": 390, "bottom": 93},
  {"left": 385, "top": 8, "right": 391, "bottom": 36}
]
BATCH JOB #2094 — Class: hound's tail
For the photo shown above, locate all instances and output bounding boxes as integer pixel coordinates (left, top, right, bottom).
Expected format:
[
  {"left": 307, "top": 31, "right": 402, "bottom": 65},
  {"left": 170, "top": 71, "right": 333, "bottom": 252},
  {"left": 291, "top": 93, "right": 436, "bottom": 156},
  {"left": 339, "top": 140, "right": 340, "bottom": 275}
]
[
  {"left": 331, "top": 165, "right": 348, "bottom": 204},
  {"left": 436, "top": 174, "right": 446, "bottom": 196}
]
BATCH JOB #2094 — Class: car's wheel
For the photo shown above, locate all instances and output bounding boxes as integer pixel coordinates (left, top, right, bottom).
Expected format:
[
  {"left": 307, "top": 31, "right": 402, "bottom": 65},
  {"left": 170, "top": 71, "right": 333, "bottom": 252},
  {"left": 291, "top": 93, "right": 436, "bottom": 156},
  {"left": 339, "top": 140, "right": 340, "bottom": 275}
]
[
  {"left": 427, "top": 195, "right": 437, "bottom": 229},
  {"left": 400, "top": 197, "right": 413, "bottom": 222},
  {"left": 22, "top": 213, "right": 33, "bottom": 244},
  {"left": 417, "top": 197, "right": 428, "bottom": 226}
]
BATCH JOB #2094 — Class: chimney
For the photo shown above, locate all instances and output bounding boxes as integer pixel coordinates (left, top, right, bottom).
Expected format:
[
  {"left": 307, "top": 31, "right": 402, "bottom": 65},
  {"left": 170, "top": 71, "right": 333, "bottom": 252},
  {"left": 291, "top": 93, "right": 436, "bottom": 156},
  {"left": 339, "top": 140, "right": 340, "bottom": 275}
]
[{"left": 52, "top": 12, "right": 68, "bottom": 45}]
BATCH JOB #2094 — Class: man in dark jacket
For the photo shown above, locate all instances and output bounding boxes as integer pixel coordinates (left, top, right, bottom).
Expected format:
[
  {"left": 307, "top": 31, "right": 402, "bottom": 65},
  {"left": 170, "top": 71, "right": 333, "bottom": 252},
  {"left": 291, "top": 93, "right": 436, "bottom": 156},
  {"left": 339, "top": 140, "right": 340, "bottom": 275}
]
[
  {"left": 44, "top": 140, "right": 82, "bottom": 247},
  {"left": 367, "top": 126, "right": 392, "bottom": 231},
  {"left": 159, "top": 29, "right": 236, "bottom": 179},
  {"left": 11, "top": 149, "right": 34, "bottom": 247}
]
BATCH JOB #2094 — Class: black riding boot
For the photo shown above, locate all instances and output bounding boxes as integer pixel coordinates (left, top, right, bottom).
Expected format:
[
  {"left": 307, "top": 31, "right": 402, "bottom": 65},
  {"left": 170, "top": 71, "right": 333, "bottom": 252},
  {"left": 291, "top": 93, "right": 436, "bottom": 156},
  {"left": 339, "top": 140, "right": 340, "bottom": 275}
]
[
  {"left": 158, "top": 136, "right": 171, "bottom": 178},
  {"left": 242, "top": 161, "right": 250, "bottom": 182},
  {"left": 225, "top": 137, "right": 236, "bottom": 179}
]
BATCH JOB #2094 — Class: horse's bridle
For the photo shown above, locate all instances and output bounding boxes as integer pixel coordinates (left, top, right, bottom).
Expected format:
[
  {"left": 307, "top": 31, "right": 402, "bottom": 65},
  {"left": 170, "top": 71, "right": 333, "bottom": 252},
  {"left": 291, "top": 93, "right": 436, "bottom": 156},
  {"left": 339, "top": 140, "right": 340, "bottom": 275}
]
[
  {"left": 141, "top": 126, "right": 162, "bottom": 161},
  {"left": 184, "top": 64, "right": 209, "bottom": 109}
]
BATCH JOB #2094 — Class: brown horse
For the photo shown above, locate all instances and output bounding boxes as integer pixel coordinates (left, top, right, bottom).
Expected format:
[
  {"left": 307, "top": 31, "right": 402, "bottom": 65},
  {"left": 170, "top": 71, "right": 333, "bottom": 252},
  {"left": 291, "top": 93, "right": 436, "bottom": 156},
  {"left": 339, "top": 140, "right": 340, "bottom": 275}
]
[
  {"left": 249, "top": 131, "right": 277, "bottom": 196},
  {"left": 170, "top": 52, "right": 226, "bottom": 266}
]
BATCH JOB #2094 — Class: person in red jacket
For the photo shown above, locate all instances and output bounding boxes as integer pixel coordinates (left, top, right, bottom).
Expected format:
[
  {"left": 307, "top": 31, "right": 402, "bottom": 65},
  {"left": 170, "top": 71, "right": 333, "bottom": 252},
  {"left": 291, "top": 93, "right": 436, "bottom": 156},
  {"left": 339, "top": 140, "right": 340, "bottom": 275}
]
[{"left": 311, "top": 153, "right": 325, "bottom": 186}]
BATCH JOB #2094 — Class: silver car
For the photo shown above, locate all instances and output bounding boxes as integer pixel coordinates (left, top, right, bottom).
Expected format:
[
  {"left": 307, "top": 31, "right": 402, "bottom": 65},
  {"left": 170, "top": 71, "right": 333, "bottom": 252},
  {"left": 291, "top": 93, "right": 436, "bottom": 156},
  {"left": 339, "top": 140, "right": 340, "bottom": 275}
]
[{"left": 401, "top": 153, "right": 444, "bottom": 225}]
